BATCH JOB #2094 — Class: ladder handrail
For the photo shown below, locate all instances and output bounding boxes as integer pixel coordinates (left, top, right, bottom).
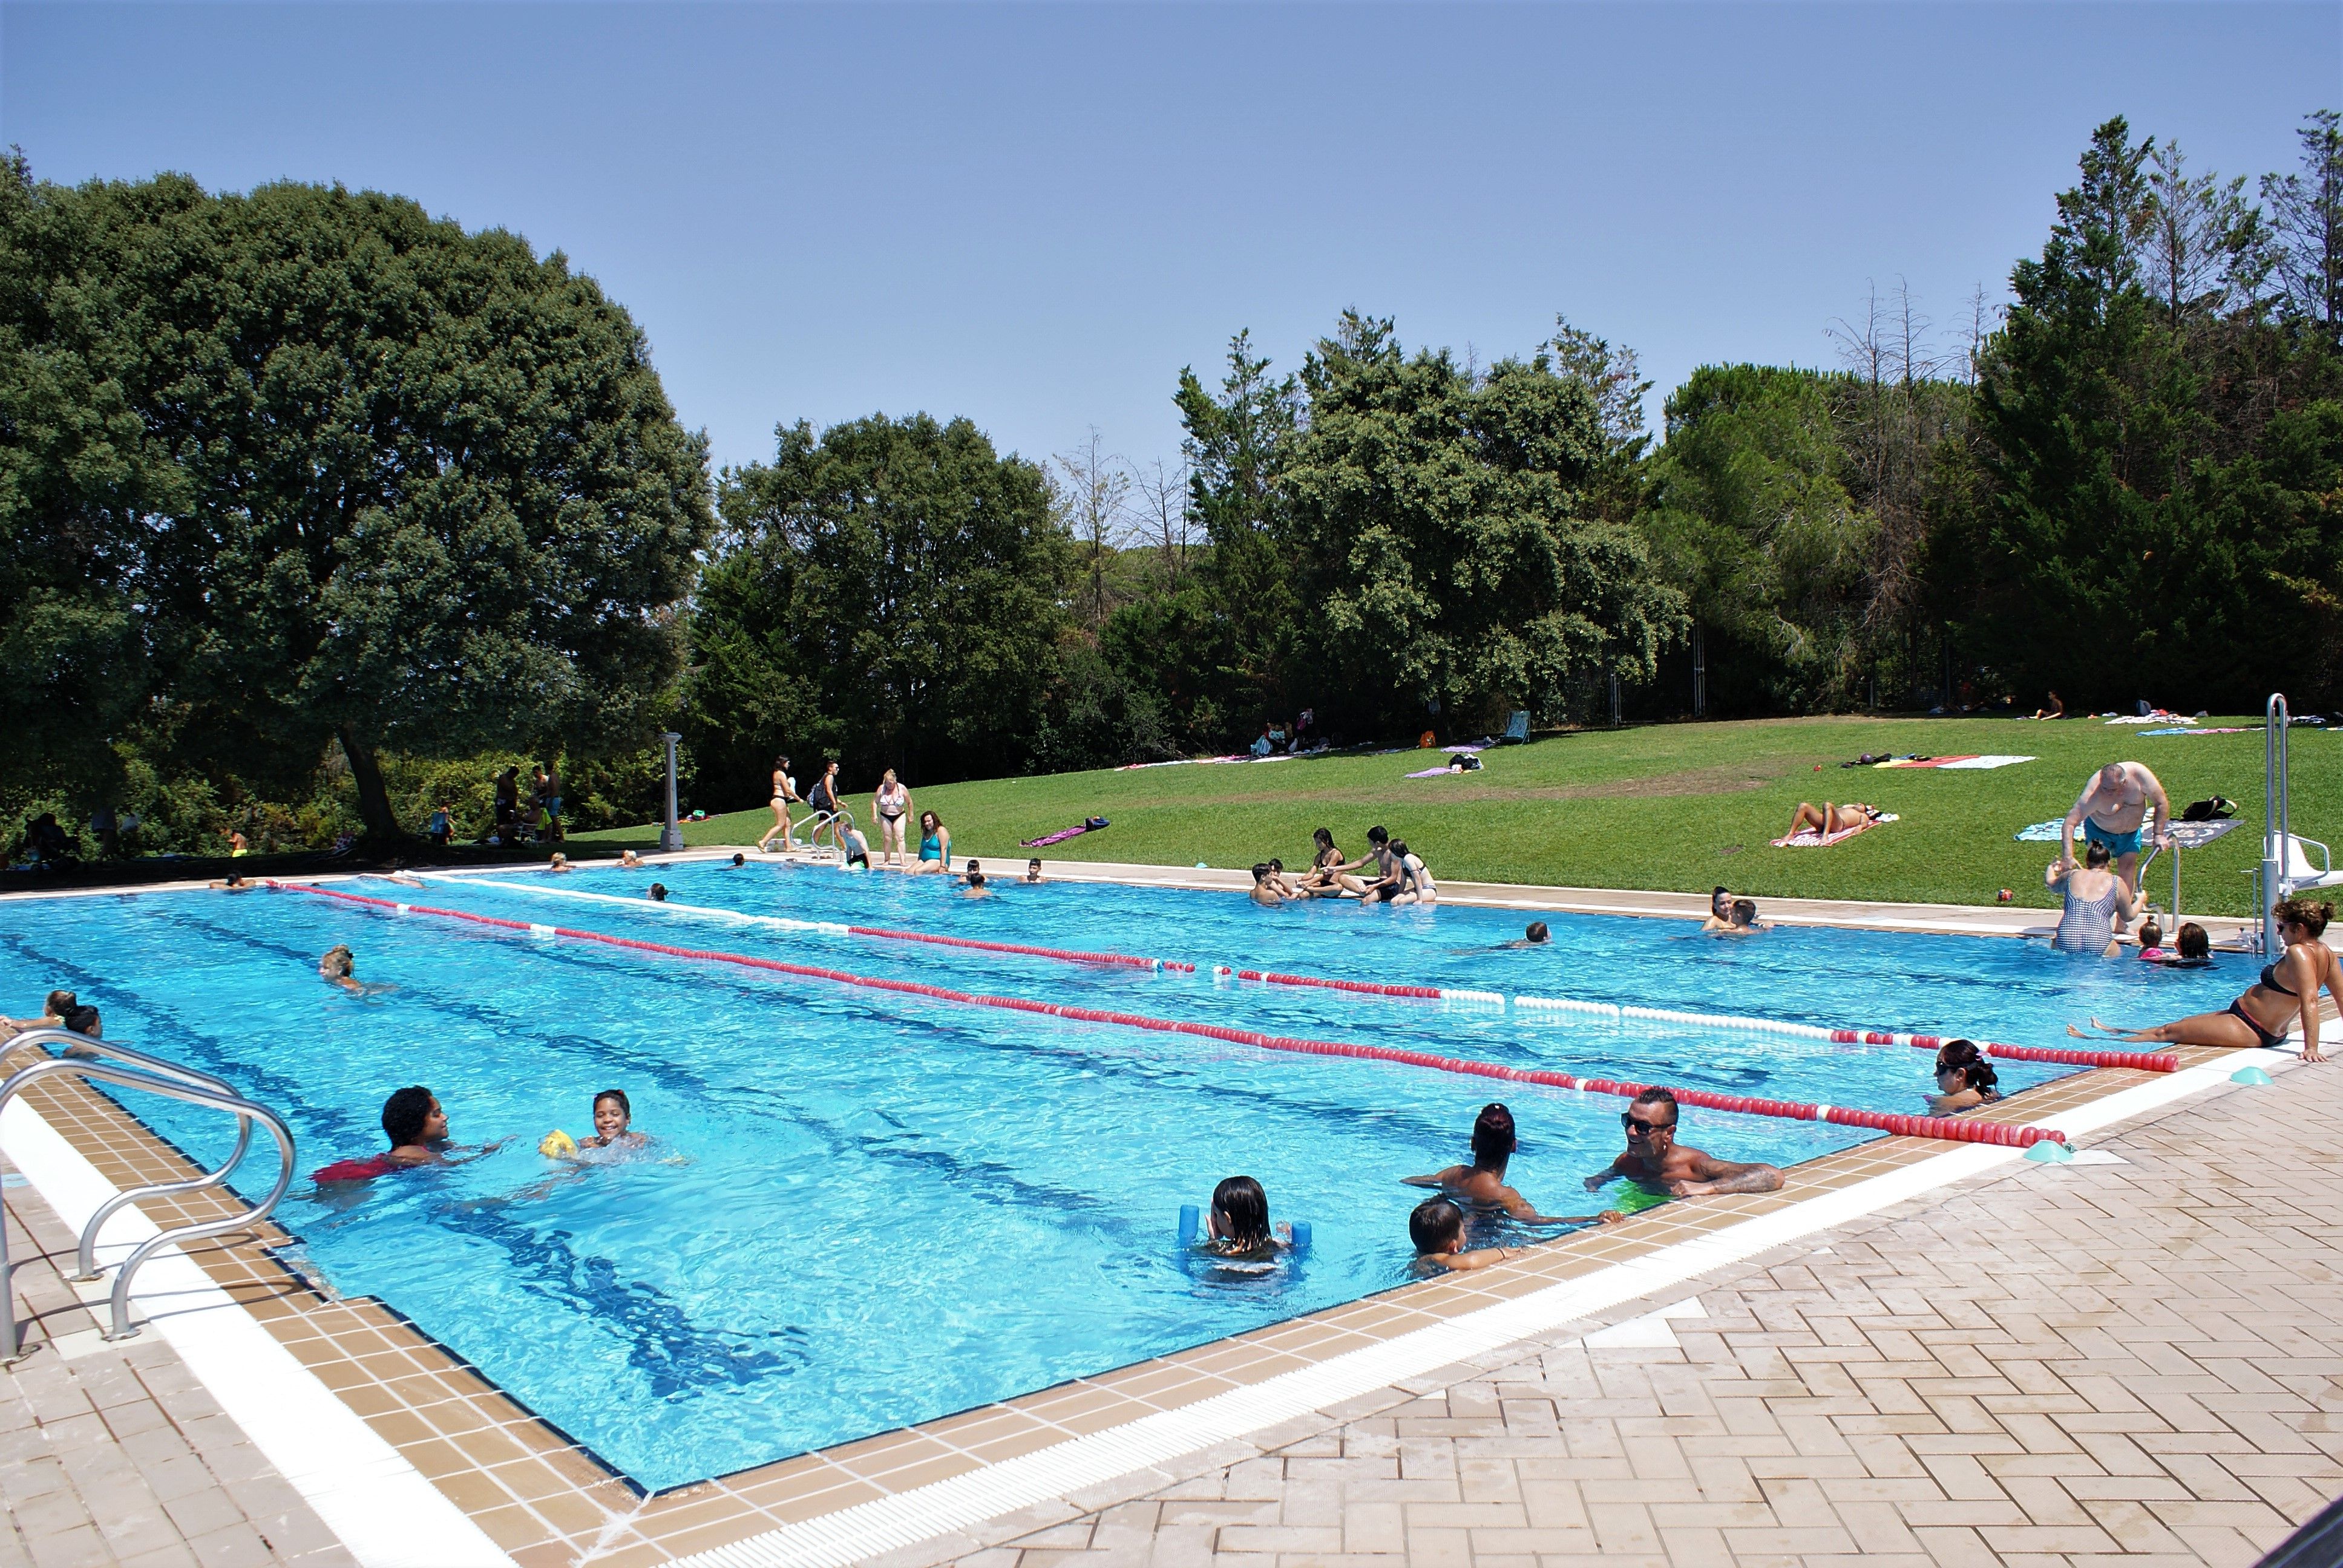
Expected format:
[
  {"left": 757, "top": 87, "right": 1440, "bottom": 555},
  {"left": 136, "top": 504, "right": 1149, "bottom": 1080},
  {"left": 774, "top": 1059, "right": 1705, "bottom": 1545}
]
[
  {"left": 0, "top": 1050, "right": 295, "bottom": 1359},
  {"left": 2267, "top": 693, "right": 2292, "bottom": 956},
  {"left": 1, "top": 1029, "right": 258, "bottom": 1282}
]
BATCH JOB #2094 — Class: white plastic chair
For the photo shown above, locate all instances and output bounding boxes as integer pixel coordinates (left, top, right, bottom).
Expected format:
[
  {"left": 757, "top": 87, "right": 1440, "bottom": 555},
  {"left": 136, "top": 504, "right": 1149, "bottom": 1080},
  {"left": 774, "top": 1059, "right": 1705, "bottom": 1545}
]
[{"left": 2280, "top": 834, "right": 2343, "bottom": 893}]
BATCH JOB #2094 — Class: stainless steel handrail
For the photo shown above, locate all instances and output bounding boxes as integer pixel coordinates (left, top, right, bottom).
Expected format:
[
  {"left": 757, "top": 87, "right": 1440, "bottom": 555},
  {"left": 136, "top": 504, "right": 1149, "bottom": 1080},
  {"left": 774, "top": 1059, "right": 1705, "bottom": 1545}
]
[
  {"left": 0, "top": 1046, "right": 295, "bottom": 1359},
  {"left": 2, "top": 1028, "right": 258, "bottom": 1281},
  {"left": 2265, "top": 693, "right": 2291, "bottom": 956}
]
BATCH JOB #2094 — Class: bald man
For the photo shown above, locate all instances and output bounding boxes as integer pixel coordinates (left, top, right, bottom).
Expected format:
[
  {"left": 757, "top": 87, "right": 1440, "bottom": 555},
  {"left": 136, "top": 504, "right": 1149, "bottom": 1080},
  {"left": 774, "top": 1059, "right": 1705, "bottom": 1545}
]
[{"left": 2062, "top": 760, "right": 2172, "bottom": 903}]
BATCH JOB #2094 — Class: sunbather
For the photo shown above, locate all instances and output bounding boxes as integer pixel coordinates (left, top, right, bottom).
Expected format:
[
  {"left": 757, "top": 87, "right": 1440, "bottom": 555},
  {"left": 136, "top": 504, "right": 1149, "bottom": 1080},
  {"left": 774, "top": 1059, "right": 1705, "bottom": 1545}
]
[
  {"left": 2073, "top": 896, "right": 2339, "bottom": 1060},
  {"left": 1784, "top": 802, "right": 1880, "bottom": 838}
]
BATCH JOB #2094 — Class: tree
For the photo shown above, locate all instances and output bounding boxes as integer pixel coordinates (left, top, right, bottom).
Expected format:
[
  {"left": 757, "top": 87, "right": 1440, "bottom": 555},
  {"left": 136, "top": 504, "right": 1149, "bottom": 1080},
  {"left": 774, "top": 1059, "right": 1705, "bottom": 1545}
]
[
  {"left": 1641, "top": 365, "right": 1877, "bottom": 712},
  {"left": 1282, "top": 312, "right": 1680, "bottom": 732},
  {"left": 2141, "top": 140, "right": 2268, "bottom": 330},
  {"left": 1052, "top": 428, "right": 1134, "bottom": 629},
  {"left": 0, "top": 163, "right": 714, "bottom": 838},
  {"left": 694, "top": 413, "right": 1072, "bottom": 791},
  {"left": 1174, "top": 331, "right": 1302, "bottom": 716},
  {"left": 2265, "top": 109, "right": 2343, "bottom": 345}
]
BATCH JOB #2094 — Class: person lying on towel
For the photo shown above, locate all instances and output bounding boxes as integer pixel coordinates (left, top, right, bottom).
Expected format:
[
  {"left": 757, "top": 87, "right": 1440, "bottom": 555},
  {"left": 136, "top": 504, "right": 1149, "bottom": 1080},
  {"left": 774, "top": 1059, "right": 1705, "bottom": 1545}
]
[{"left": 1784, "top": 802, "right": 1882, "bottom": 838}]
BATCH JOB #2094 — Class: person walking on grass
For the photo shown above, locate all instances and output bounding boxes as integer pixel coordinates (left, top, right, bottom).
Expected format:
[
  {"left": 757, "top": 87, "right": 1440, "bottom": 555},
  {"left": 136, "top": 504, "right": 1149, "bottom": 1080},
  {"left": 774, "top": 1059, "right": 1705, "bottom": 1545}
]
[
  {"left": 758, "top": 756, "right": 799, "bottom": 854},
  {"left": 2061, "top": 760, "right": 2172, "bottom": 904}
]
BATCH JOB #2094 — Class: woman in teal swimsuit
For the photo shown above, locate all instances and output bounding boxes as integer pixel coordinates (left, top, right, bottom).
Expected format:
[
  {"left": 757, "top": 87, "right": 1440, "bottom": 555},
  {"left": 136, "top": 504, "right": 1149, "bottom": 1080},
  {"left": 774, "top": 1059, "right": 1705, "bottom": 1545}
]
[
  {"left": 909, "top": 810, "right": 952, "bottom": 875},
  {"left": 2073, "top": 896, "right": 2341, "bottom": 1061}
]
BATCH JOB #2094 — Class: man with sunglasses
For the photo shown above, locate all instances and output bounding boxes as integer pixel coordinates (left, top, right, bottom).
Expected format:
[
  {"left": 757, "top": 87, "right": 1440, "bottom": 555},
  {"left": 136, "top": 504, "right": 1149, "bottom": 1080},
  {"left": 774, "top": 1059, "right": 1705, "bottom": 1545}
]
[{"left": 1586, "top": 1088, "right": 1784, "bottom": 1198}]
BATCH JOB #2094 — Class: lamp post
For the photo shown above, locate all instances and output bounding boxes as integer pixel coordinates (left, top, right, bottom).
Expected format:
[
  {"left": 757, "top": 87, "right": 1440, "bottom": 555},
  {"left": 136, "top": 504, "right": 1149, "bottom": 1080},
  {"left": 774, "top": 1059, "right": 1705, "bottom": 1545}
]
[{"left": 658, "top": 732, "right": 684, "bottom": 853}]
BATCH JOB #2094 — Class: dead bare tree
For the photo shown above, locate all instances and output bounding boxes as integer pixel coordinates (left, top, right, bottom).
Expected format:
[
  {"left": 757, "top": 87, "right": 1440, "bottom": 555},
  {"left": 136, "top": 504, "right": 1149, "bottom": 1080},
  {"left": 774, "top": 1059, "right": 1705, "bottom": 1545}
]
[
  {"left": 1129, "top": 456, "right": 1193, "bottom": 590},
  {"left": 1052, "top": 429, "right": 1136, "bottom": 631}
]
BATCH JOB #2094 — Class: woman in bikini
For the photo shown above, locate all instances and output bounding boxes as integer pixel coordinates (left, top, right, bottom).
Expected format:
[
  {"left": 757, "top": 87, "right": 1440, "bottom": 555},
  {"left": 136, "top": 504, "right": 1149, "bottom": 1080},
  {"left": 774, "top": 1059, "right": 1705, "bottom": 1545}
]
[
  {"left": 756, "top": 756, "right": 798, "bottom": 854},
  {"left": 872, "top": 769, "right": 912, "bottom": 869},
  {"left": 2073, "top": 896, "right": 2339, "bottom": 1062},
  {"left": 1296, "top": 827, "right": 1367, "bottom": 897},
  {"left": 1783, "top": 802, "right": 1881, "bottom": 838}
]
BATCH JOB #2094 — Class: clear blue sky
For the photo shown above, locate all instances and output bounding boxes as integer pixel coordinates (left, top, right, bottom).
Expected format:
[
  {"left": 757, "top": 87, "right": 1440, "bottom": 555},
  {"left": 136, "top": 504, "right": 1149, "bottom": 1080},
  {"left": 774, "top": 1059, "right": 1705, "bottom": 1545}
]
[{"left": 5, "top": 3, "right": 2337, "bottom": 479}]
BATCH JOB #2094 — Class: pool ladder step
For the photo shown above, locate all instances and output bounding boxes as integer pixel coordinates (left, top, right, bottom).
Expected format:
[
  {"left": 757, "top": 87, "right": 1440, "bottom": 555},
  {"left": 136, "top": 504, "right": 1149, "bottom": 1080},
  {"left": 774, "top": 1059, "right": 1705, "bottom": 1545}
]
[{"left": 1, "top": 1028, "right": 295, "bottom": 1362}]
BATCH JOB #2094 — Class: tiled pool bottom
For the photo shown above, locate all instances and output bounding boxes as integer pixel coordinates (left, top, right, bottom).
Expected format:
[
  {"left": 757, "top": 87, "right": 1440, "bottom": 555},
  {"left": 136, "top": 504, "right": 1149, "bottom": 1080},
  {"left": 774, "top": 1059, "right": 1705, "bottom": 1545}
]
[{"left": 0, "top": 1015, "right": 2248, "bottom": 1568}]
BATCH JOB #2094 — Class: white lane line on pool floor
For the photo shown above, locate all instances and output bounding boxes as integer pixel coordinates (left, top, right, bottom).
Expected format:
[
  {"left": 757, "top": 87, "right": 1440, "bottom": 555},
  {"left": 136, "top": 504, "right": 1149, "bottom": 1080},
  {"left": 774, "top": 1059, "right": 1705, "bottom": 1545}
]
[
  {"left": 666, "top": 1054, "right": 2266, "bottom": 1568},
  {"left": 0, "top": 1097, "right": 520, "bottom": 1568}
]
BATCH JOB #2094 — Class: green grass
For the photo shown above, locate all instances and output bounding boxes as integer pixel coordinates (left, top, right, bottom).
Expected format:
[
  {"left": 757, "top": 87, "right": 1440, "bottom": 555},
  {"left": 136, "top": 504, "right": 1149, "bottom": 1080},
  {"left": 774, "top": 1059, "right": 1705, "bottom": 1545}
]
[{"left": 573, "top": 716, "right": 2330, "bottom": 916}]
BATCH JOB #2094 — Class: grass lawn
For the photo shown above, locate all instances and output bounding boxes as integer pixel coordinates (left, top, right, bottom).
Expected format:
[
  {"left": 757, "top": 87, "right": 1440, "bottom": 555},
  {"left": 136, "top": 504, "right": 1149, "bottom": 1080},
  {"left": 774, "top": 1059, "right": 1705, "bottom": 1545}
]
[{"left": 572, "top": 716, "right": 2333, "bottom": 916}]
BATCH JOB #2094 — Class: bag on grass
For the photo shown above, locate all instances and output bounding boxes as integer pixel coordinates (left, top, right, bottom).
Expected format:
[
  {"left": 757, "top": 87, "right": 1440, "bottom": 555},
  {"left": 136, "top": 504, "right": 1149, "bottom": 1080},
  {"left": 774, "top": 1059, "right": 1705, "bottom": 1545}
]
[{"left": 2180, "top": 796, "right": 2236, "bottom": 821}]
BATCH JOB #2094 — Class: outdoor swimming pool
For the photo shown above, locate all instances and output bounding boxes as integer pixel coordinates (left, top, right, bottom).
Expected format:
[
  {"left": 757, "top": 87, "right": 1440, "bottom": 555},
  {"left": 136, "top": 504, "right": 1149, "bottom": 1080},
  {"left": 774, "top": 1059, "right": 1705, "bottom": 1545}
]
[{"left": 0, "top": 863, "right": 2239, "bottom": 1491}]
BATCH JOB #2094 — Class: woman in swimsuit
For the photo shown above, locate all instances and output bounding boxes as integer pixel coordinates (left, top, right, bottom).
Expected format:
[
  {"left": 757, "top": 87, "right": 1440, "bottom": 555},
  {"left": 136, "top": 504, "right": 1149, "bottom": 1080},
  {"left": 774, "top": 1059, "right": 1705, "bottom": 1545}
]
[
  {"left": 2046, "top": 840, "right": 2136, "bottom": 956},
  {"left": 757, "top": 756, "right": 798, "bottom": 854},
  {"left": 1297, "top": 827, "right": 1366, "bottom": 897},
  {"left": 1784, "top": 802, "right": 1879, "bottom": 838},
  {"left": 2073, "top": 896, "right": 2339, "bottom": 1061},
  {"left": 872, "top": 769, "right": 912, "bottom": 869},
  {"left": 909, "top": 810, "right": 952, "bottom": 874}
]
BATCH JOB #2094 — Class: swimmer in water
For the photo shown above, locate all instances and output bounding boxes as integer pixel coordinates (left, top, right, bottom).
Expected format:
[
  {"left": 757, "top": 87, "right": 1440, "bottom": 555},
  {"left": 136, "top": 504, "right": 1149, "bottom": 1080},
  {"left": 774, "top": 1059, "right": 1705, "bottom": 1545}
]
[
  {"left": 578, "top": 1089, "right": 648, "bottom": 1151},
  {"left": 1486, "top": 921, "right": 1551, "bottom": 951},
  {"left": 620, "top": 849, "right": 644, "bottom": 869},
  {"left": 1702, "top": 898, "right": 1765, "bottom": 935},
  {"left": 547, "top": 853, "right": 574, "bottom": 874},
  {"left": 208, "top": 874, "right": 253, "bottom": 891},
  {"left": 312, "top": 1088, "right": 508, "bottom": 1185},
  {"left": 961, "top": 859, "right": 989, "bottom": 895},
  {"left": 1585, "top": 1088, "right": 1785, "bottom": 1198},
  {"left": 1926, "top": 1039, "right": 2002, "bottom": 1115},
  {"left": 1409, "top": 1197, "right": 1522, "bottom": 1273},
  {"left": 1249, "top": 863, "right": 1289, "bottom": 906},
  {"left": 730, "top": 852, "right": 747, "bottom": 867},
  {"left": 320, "top": 945, "right": 364, "bottom": 992},
  {"left": 648, "top": 882, "right": 669, "bottom": 901},
  {"left": 1405, "top": 1103, "right": 1623, "bottom": 1226},
  {"left": 1025, "top": 858, "right": 1044, "bottom": 883},
  {"left": 1199, "top": 1175, "right": 1286, "bottom": 1261}
]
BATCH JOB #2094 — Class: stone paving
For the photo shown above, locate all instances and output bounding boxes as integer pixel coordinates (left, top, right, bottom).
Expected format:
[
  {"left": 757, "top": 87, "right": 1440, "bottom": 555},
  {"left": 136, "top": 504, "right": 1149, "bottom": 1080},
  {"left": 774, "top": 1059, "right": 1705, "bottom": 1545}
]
[
  {"left": 946, "top": 1056, "right": 2343, "bottom": 1568},
  {"left": 0, "top": 1173, "right": 352, "bottom": 1568}
]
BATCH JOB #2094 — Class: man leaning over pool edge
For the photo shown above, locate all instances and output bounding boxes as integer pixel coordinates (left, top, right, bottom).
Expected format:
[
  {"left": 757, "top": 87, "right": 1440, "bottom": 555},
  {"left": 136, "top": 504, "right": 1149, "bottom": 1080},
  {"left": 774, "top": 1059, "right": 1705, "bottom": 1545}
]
[{"left": 1585, "top": 1086, "right": 1786, "bottom": 1198}]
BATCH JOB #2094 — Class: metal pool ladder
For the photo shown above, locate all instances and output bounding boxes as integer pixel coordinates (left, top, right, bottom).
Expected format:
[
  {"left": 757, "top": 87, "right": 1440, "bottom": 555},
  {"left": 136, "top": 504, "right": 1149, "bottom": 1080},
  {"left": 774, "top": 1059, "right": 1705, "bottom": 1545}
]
[
  {"left": 1, "top": 1028, "right": 295, "bottom": 1361},
  {"left": 2262, "top": 692, "right": 2293, "bottom": 956}
]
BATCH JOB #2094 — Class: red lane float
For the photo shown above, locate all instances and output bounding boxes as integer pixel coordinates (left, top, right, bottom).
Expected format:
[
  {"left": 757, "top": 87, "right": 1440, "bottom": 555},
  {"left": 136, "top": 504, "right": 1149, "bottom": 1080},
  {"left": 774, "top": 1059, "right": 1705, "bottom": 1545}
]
[{"left": 268, "top": 881, "right": 2068, "bottom": 1149}]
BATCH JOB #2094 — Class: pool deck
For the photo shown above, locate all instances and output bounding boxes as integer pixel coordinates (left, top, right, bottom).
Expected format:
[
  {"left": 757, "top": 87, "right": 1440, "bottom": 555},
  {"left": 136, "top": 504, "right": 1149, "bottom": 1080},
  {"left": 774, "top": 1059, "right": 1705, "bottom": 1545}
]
[{"left": 0, "top": 862, "right": 2325, "bottom": 1568}]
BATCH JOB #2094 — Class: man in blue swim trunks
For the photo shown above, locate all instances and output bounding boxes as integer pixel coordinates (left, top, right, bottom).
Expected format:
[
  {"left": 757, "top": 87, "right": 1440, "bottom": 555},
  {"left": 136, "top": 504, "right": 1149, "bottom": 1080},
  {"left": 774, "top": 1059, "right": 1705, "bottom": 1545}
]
[{"left": 2062, "top": 760, "right": 2172, "bottom": 907}]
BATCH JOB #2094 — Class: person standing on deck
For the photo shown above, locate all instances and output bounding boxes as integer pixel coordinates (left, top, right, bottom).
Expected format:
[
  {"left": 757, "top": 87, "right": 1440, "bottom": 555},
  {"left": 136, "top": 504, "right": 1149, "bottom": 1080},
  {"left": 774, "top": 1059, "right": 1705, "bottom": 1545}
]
[{"left": 2061, "top": 760, "right": 2172, "bottom": 907}]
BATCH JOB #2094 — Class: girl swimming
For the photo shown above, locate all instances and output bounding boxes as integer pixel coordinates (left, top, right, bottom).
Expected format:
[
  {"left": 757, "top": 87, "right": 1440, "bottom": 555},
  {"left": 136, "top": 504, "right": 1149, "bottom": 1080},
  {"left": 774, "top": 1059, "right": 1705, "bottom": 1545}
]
[
  {"left": 1202, "top": 1175, "right": 1279, "bottom": 1260},
  {"left": 579, "top": 1089, "right": 648, "bottom": 1151}
]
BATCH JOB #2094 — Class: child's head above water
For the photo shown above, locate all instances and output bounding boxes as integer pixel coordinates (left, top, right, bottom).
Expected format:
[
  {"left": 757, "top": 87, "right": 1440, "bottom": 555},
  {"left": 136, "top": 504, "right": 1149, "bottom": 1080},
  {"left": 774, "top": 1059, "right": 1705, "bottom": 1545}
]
[
  {"left": 1210, "top": 1175, "right": 1270, "bottom": 1250},
  {"left": 592, "top": 1089, "right": 632, "bottom": 1140},
  {"left": 1409, "top": 1196, "right": 1466, "bottom": 1255},
  {"left": 2177, "top": 921, "right": 2210, "bottom": 961},
  {"left": 1525, "top": 922, "right": 1550, "bottom": 944},
  {"left": 2137, "top": 918, "right": 2164, "bottom": 951}
]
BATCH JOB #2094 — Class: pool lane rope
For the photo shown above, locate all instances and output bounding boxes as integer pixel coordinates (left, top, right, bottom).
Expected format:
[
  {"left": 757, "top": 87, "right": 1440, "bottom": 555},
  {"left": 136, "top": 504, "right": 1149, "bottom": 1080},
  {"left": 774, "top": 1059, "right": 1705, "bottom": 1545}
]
[
  {"left": 269, "top": 881, "right": 2069, "bottom": 1149},
  {"left": 428, "top": 874, "right": 2172, "bottom": 1076}
]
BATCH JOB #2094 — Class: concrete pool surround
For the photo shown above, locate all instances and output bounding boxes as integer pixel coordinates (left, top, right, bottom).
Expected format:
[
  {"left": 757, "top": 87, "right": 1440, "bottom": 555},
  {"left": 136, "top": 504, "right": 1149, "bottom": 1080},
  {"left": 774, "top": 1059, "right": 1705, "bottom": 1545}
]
[{"left": 0, "top": 847, "right": 2299, "bottom": 1568}]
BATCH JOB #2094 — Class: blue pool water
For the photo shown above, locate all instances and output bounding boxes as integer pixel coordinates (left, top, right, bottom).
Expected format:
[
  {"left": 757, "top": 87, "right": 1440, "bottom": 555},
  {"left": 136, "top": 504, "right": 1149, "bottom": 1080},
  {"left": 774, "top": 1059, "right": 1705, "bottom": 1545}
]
[{"left": 0, "top": 864, "right": 2237, "bottom": 1489}]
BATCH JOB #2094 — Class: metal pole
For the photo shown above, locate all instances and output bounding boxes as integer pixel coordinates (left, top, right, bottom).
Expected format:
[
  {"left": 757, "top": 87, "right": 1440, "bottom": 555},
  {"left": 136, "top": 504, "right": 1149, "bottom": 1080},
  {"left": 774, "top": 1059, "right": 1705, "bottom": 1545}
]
[
  {"left": 1608, "top": 673, "right": 1622, "bottom": 729},
  {"left": 1691, "top": 624, "right": 1706, "bottom": 720},
  {"left": 2263, "top": 694, "right": 2289, "bottom": 956},
  {"left": 659, "top": 732, "right": 684, "bottom": 854}
]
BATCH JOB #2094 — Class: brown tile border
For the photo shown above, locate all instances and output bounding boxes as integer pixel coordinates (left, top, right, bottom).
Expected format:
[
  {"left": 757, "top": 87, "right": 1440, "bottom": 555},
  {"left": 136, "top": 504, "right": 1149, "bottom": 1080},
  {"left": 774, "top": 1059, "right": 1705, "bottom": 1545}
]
[{"left": 0, "top": 869, "right": 2297, "bottom": 1567}]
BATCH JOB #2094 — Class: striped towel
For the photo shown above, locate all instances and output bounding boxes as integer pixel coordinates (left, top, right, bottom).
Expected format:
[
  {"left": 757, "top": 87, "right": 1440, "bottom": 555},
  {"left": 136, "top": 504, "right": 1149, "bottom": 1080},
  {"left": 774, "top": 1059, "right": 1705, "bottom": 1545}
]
[{"left": 1774, "top": 812, "right": 1898, "bottom": 848}]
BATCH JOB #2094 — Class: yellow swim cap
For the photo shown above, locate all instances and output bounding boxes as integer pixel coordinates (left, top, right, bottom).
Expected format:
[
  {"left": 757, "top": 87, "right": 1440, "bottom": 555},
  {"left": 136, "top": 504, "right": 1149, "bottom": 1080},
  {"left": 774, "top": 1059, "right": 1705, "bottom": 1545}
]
[{"left": 539, "top": 1129, "right": 578, "bottom": 1158}]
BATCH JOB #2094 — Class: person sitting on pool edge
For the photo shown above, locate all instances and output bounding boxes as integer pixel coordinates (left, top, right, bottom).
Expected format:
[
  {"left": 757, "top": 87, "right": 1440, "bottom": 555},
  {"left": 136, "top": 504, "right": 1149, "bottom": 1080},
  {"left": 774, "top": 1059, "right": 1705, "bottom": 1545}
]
[
  {"left": 1585, "top": 1088, "right": 1785, "bottom": 1199},
  {"left": 1927, "top": 1039, "right": 2002, "bottom": 1115},
  {"left": 1409, "top": 1197, "right": 1526, "bottom": 1273},
  {"left": 1406, "top": 1103, "right": 1625, "bottom": 1226}
]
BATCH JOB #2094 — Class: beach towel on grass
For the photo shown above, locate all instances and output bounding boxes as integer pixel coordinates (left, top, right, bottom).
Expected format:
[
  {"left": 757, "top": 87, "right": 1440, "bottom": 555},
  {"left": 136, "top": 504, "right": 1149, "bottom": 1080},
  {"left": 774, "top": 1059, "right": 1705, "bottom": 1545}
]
[
  {"left": 2014, "top": 818, "right": 2065, "bottom": 842},
  {"left": 1772, "top": 812, "right": 1897, "bottom": 848},
  {"left": 1876, "top": 754, "right": 1978, "bottom": 768},
  {"left": 1937, "top": 754, "right": 2037, "bottom": 769},
  {"left": 1021, "top": 817, "right": 1108, "bottom": 848}
]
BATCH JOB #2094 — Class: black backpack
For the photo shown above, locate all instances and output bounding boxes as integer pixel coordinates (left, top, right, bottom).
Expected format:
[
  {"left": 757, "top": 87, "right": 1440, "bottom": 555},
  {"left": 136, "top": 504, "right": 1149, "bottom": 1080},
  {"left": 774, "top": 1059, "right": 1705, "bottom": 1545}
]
[{"left": 2180, "top": 796, "right": 2236, "bottom": 822}]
